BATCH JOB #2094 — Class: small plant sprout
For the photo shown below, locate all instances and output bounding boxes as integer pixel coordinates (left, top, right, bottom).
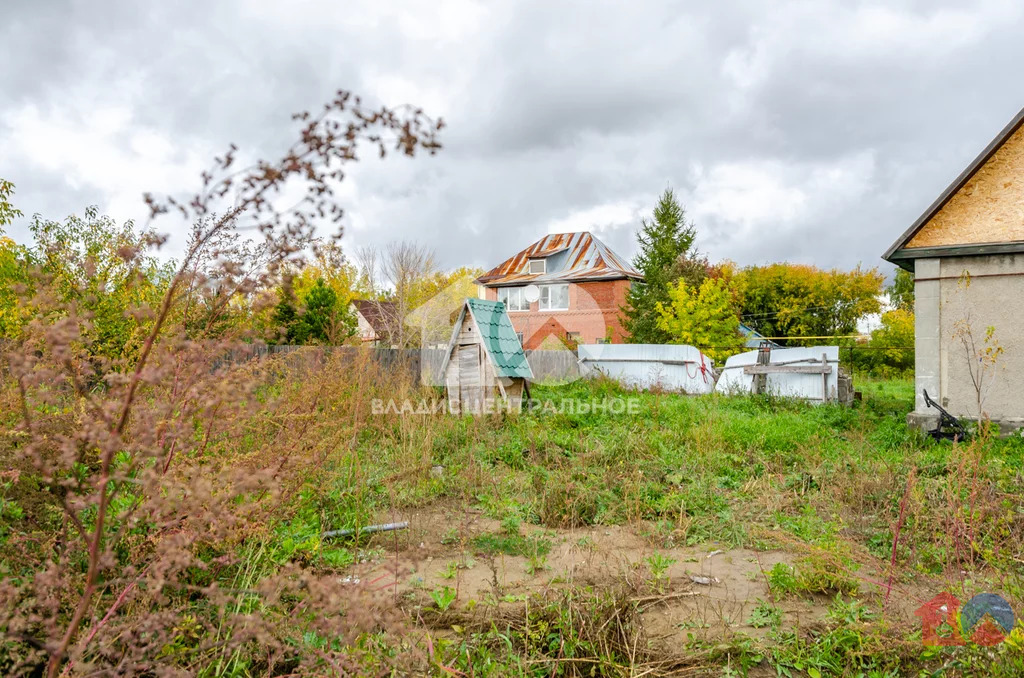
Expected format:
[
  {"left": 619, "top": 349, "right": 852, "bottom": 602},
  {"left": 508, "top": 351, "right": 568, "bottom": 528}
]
[
  {"left": 766, "top": 562, "right": 799, "bottom": 596},
  {"left": 646, "top": 552, "right": 677, "bottom": 589},
  {"left": 430, "top": 586, "right": 457, "bottom": 612},
  {"left": 576, "top": 535, "right": 595, "bottom": 549},
  {"left": 501, "top": 514, "right": 522, "bottom": 536},
  {"left": 525, "top": 552, "right": 548, "bottom": 576},
  {"left": 746, "top": 599, "right": 782, "bottom": 629},
  {"left": 827, "top": 595, "right": 874, "bottom": 624}
]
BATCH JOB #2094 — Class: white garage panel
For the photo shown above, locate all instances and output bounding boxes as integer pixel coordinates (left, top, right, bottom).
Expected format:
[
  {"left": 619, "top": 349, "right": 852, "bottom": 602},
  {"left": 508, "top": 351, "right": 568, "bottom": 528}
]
[
  {"left": 577, "top": 343, "right": 716, "bottom": 394},
  {"left": 715, "top": 346, "right": 840, "bottom": 402}
]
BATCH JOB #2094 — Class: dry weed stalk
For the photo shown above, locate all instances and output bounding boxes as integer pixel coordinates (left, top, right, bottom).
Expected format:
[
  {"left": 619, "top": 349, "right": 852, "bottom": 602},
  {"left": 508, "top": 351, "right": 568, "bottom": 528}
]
[
  {"left": 950, "top": 271, "right": 1004, "bottom": 424},
  {"left": 0, "top": 90, "right": 441, "bottom": 676},
  {"left": 433, "top": 584, "right": 708, "bottom": 677}
]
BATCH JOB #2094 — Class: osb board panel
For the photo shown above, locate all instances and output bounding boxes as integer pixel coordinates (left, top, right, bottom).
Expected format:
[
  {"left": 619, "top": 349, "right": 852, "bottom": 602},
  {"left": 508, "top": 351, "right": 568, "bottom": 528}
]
[{"left": 907, "top": 125, "right": 1024, "bottom": 248}]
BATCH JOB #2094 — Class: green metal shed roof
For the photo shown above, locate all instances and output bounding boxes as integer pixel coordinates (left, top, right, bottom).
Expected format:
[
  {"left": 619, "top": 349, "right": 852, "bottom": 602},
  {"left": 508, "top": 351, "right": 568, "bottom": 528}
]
[{"left": 466, "top": 298, "right": 532, "bottom": 379}]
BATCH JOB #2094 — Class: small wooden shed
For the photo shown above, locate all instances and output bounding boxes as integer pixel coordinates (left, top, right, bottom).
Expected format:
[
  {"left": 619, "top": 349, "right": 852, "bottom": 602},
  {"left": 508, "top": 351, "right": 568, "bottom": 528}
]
[{"left": 440, "top": 298, "right": 532, "bottom": 414}]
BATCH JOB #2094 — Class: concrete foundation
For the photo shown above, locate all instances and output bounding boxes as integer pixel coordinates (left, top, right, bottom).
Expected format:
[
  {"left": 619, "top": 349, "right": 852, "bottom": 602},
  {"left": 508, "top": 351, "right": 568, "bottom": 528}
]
[{"left": 907, "top": 412, "right": 1024, "bottom": 436}]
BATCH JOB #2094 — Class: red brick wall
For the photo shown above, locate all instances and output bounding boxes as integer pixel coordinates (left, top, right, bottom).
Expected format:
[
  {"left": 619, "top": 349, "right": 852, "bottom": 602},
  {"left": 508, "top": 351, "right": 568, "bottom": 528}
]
[{"left": 484, "top": 279, "right": 633, "bottom": 350}]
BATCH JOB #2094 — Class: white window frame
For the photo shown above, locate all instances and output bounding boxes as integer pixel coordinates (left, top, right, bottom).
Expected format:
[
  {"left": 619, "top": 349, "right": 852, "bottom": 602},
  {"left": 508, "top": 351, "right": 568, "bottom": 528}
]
[
  {"left": 538, "top": 284, "right": 569, "bottom": 311},
  {"left": 528, "top": 259, "right": 546, "bottom": 274},
  {"left": 497, "top": 286, "right": 529, "bottom": 312}
]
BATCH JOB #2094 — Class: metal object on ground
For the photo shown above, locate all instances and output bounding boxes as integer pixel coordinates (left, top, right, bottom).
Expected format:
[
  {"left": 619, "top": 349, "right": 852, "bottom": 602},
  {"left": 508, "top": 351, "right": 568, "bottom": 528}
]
[
  {"left": 323, "top": 521, "right": 410, "bottom": 540},
  {"left": 922, "top": 390, "right": 968, "bottom": 441}
]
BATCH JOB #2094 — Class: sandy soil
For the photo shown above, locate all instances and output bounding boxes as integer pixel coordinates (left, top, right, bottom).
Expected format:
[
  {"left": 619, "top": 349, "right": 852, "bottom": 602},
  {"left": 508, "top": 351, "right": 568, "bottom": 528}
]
[{"left": 357, "top": 504, "right": 928, "bottom": 651}]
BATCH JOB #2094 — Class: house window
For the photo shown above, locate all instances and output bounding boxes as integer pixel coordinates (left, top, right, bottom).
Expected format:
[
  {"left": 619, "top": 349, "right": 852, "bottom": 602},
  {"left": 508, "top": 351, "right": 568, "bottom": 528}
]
[
  {"left": 528, "top": 259, "right": 546, "bottom": 274},
  {"left": 516, "top": 332, "right": 524, "bottom": 345},
  {"left": 538, "top": 284, "right": 569, "bottom": 311},
  {"left": 497, "top": 286, "right": 529, "bottom": 311},
  {"left": 595, "top": 338, "right": 608, "bottom": 344}
]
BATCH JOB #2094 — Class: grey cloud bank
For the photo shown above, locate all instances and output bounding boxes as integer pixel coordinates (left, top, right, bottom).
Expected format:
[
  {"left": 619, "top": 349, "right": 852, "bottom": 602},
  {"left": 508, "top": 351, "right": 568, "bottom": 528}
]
[{"left": 2, "top": 0, "right": 1022, "bottom": 275}]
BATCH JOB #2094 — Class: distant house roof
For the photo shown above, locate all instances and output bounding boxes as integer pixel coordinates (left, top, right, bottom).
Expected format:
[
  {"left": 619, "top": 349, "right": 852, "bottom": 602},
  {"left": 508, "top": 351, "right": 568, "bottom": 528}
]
[
  {"left": 441, "top": 298, "right": 533, "bottom": 379},
  {"left": 883, "top": 105, "right": 1024, "bottom": 270},
  {"left": 738, "top": 323, "right": 778, "bottom": 349},
  {"left": 476, "top": 232, "right": 641, "bottom": 287},
  {"left": 351, "top": 299, "right": 399, "bottom": 336}
]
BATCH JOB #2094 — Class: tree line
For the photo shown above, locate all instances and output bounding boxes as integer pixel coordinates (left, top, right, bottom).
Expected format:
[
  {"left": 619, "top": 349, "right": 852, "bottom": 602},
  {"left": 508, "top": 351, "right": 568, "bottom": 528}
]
[
  {"left": 0, "top": 180, "right": 481, "bottom": 363},
  {"left": 623, "top": 188, "right": 913, "bottom": 373},
  {"left": 3, "top": 179, "right": 913, "bottom": 375}
]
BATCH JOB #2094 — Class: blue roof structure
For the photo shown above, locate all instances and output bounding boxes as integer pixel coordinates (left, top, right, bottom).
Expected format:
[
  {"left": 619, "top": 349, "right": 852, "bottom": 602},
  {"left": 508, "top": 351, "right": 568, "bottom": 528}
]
[{"left": 738, "top": 322, "right": 778, "bottom": 349}]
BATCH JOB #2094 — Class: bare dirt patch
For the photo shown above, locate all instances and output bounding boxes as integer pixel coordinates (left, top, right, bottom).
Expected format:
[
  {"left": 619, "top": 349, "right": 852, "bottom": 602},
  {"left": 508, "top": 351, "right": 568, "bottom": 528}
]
[{"left": 366, "top": 503, "right": 933, "bottom": 655}]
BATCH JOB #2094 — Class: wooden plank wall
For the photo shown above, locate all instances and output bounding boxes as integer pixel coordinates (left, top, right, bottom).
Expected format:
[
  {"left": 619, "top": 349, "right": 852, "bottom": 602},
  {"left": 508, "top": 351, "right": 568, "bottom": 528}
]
[{"left": 457, "top": 344, "right": 482, "bottom": 413}]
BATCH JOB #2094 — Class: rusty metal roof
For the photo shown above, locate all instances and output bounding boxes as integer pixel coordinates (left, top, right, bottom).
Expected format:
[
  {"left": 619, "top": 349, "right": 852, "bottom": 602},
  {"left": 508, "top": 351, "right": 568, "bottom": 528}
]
[{"left": 476, "top": 232, "right": 641, "bottom": 287}]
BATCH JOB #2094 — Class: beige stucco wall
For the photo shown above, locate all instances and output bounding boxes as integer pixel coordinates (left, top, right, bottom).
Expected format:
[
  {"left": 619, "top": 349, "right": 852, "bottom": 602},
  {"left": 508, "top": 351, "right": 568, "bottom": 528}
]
[{"left": 916, "top": 253, "right": 1024, "bottom": 426}]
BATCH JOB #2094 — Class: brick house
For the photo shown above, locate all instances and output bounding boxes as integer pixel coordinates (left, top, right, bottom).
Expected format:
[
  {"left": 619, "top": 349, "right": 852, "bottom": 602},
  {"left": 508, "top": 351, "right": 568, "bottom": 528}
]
[{"left": 475, "top": 232, "right": 642, "bottom": 350}]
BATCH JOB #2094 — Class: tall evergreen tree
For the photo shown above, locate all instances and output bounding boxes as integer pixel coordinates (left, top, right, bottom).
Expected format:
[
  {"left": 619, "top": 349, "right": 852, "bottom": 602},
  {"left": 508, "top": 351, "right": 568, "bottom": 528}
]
[
  {"left": 623, "top": 188, "right": 697, "bottom": 343},
  {"left": 271, "top": 286, "right": 304, "bottom": 344},
  {"left": 271, "top": 277, "right": 357, "bottom": 345},
  {"left": 301, "top": 278, "right": 339, "bottom": 343}
]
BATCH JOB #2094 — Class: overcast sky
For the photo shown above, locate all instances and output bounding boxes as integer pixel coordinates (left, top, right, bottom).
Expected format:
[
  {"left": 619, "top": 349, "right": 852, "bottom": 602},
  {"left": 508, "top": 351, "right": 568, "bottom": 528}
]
[{"left": 2, "top": 0, "right": 1023, "bottom": 277}]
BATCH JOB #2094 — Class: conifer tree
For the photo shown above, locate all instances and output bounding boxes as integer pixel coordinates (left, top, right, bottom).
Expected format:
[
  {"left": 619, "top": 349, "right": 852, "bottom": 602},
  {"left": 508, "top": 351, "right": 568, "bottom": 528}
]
[
  {"left": 301, "top": 278, "right": 339, "bottom": 343},
  {"left": 623, "top": 188, "right": 696, "bottom": 343}
]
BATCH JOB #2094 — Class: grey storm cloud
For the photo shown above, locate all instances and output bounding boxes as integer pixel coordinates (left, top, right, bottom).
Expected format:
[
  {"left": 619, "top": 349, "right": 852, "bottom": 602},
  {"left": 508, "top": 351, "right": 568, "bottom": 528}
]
[{"left": 2, "top": 0, "right": 1023, "bottom": 276}]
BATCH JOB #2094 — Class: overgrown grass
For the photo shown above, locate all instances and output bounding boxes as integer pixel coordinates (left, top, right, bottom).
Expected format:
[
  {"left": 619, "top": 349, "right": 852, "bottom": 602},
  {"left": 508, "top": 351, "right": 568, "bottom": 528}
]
[
  {"left": 8, "top": 356, "right": 1024, "bottom": 675},
  {"left": 337, "top": 373, "right": 1024, "bottom": 674}
]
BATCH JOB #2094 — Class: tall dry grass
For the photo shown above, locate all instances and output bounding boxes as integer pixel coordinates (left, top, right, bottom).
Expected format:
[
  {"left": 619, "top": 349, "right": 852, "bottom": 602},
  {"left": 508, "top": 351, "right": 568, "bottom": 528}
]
[{"left": 0, "top": 87, "right": 443, "bottom": 677}]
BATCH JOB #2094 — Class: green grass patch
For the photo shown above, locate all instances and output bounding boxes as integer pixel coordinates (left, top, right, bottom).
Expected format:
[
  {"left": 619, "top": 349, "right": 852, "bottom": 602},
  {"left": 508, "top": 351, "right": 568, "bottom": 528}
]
[{"left": 470, "top": 532, "right": 552, "bottom": 558}]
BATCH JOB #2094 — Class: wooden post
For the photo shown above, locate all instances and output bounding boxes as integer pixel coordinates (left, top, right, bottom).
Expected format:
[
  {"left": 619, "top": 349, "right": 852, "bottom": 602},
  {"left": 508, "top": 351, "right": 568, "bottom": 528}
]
[
  {"left": 754, "top": 341, "right": 771, "bottom": 395},
  {"left": 821, "top": 353, "right": 829, "bottom": 404}
]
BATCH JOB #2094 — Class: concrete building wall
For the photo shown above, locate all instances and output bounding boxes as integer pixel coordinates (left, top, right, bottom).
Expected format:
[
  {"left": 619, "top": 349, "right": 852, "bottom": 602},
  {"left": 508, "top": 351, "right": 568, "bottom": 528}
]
[{"left": 912, "top": 253, "right": 1024, "bottom": 431}]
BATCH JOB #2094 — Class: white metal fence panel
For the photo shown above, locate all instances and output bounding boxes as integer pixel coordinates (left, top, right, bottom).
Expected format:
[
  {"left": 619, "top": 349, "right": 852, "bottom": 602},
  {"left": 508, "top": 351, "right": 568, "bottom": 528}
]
[
  {"left": 576, "top": 344, "right": 716, "bottom": 394},
  {"left": 715, "top": 346, "right": 841, "bottom": 402}
]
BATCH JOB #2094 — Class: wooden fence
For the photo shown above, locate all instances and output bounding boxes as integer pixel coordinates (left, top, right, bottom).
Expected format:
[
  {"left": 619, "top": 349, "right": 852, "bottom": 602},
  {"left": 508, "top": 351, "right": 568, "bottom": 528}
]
[
  {"left": 422, "top": 348, "right": 581, "bottom": 385},
  {"left": 525, "top": 350, "right": 580, "bottom": 384},
  {"left": 220, "top": 345, "right": 424, "bottom": 384},
  {"left": 221, "top": 345, "right": 582, "bottom": 386}
]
